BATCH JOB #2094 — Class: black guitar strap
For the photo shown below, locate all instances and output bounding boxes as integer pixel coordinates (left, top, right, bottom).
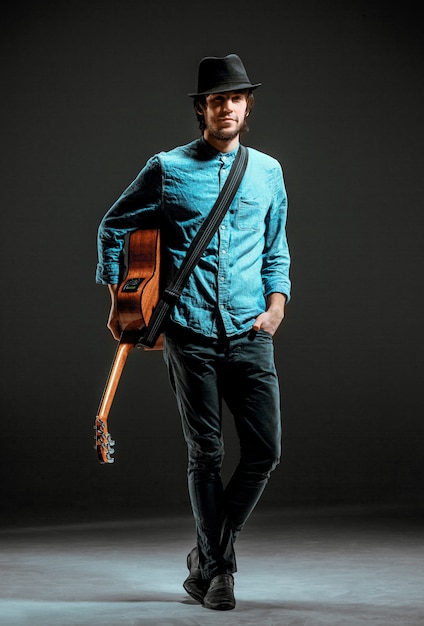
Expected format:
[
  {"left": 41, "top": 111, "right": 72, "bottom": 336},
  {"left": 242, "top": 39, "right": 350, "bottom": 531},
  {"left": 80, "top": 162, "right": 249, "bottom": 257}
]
[{"left": 140, "top": 144, "right": 249, "bottom": 348}]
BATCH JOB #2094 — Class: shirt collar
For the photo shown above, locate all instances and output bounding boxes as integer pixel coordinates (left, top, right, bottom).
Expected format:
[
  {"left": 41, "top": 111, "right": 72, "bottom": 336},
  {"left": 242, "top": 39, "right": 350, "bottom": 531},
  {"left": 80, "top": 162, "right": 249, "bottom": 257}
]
[{"left": 199, "top": 136, "right": 240, "bottom": 160}]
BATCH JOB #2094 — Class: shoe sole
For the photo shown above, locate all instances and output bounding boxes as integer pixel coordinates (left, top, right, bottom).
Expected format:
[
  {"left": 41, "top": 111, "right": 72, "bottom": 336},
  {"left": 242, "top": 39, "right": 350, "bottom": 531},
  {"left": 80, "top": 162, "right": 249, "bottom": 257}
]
[{"left": 203, "top": 599, "right": 236, "bottom": 611}]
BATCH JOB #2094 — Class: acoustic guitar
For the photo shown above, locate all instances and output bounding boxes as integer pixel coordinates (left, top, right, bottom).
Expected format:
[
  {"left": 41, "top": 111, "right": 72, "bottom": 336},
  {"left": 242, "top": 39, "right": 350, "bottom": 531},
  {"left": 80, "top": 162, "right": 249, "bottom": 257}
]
[{"left": 94, "top": 228, "right": 161, "bottom": 464}]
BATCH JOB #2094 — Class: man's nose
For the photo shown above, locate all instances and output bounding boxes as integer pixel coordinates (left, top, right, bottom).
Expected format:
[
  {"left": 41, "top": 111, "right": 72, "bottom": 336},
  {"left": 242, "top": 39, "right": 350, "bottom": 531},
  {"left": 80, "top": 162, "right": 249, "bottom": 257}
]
[{"left": 223, "top": 98, "right": 233, "bottom": 111}]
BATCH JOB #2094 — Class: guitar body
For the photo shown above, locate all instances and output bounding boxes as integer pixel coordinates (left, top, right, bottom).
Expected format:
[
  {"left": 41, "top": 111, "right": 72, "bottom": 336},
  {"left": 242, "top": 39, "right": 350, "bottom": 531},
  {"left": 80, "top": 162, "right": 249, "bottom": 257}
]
[
  {"left": 117, "top": 228, "right": 161, "bottom": 334},
  {"left": 94, "top": 229, "right": 161, "bottom": 464}
]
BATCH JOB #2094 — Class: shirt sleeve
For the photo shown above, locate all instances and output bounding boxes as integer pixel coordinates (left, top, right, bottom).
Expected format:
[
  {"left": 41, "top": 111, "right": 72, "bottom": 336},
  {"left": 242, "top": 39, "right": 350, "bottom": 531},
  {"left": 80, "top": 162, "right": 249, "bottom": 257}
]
[
  {"left": 96, "top": 155, "right": 162, "bottom": 284},
  {"left": 262, "top": 162, "right": 291, "bottom": 302}
]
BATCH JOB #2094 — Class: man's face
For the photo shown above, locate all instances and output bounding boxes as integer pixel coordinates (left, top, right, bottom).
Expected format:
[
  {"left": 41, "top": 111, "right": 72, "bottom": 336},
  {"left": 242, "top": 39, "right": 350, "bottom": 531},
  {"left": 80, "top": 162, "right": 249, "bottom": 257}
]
[{"left": 202, "top": 90, "right": 249, "bottom": 142}]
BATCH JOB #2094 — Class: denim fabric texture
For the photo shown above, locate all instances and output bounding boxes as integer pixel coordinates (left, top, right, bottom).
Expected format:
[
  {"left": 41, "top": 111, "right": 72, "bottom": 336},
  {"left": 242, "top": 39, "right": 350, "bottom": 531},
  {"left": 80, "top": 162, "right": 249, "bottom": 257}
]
[
  {"left": 164, "top": 328, "right": 281, "bottom": 579},
  {"left": 96, "top": 137, "right": 290, "bottom": 339}
]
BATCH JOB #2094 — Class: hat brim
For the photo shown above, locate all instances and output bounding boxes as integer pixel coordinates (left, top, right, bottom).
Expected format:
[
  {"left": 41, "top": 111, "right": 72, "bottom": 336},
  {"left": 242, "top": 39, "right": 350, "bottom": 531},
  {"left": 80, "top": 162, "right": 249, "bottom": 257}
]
[{"left": 188, "top": 82, "right": 261, "bottom": 97}]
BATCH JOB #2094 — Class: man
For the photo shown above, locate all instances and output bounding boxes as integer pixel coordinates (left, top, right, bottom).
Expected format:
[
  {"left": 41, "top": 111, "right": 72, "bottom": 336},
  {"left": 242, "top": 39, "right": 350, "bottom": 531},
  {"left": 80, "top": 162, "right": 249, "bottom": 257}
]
[{"left": 96, "top": 54, "right": 291, "bottom": 611}]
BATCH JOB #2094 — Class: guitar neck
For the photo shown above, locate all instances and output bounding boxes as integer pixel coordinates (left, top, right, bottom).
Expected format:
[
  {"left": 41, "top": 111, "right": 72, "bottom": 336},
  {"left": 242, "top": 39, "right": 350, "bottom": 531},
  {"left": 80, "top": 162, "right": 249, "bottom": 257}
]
[
  {"left": 95, "top": 331, "right": 139, "bottom": 463},
  {"left": 96, "top": 334, "right": 137, "bottom": 421}
]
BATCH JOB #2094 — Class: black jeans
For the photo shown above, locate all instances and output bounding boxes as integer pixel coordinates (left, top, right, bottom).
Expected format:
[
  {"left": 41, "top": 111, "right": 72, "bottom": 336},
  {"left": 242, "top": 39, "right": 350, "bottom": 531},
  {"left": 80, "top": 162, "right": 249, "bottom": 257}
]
[{"left": 163, "top": 327, "right": 282, "bottom": 580}]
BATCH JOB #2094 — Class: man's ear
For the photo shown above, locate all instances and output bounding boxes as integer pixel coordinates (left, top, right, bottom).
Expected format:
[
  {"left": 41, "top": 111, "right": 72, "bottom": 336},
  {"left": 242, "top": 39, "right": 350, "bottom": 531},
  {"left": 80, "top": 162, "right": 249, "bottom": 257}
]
[{"left": 194, "top": 102, "right": 205, "bottom": 116}]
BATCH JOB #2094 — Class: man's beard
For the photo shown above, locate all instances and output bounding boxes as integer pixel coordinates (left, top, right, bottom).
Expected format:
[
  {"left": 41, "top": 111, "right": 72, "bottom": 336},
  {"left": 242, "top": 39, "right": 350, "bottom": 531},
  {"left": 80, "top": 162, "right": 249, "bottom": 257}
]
[{"left": 207, "top": 117, "right": 246, "bottom": 141}]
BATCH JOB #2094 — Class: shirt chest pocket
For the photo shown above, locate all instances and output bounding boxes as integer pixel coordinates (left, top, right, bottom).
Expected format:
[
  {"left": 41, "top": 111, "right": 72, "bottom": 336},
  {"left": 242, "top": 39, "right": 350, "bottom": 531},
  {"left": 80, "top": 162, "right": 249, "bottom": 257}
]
[{"left": 236, "top": 197, "right": 263, "bottom": 231}]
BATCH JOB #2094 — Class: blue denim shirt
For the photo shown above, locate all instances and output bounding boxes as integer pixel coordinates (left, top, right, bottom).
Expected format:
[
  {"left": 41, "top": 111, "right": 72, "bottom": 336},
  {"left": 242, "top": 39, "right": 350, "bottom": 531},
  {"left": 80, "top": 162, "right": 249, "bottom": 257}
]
[{"left": 96, "top": 137, "right": 291, "bottom": 338}]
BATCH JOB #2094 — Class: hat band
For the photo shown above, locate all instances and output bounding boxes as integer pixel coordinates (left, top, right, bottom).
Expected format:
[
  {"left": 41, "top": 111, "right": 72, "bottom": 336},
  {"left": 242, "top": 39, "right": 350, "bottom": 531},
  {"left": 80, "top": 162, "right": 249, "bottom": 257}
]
[{"left": 189, "top": 80, "right": 261, "bottom": 97}]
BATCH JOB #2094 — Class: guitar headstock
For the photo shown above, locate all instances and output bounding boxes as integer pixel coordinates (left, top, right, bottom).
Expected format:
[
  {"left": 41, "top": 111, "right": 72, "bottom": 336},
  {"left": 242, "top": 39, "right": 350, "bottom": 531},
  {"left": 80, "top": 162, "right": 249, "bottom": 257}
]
[{"left": 94, "top": 417, "right": 115, "bottom": 464}]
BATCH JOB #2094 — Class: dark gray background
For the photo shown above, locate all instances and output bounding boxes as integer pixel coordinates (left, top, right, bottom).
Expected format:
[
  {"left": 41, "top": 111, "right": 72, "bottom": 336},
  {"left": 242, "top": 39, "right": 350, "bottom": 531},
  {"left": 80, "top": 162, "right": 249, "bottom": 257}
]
[{"left": 1, "top": 0, "right": 423, "bottom": 524}]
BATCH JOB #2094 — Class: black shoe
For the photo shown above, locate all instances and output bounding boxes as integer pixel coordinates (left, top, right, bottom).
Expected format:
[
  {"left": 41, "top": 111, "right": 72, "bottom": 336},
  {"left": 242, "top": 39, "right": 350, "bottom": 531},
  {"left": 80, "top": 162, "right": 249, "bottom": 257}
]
[
  {"left": 183, "top": 547, "right": 208, "bottom": 604},
  {"left": 203, "top": 574, "right": 235, "bottom": 611}
]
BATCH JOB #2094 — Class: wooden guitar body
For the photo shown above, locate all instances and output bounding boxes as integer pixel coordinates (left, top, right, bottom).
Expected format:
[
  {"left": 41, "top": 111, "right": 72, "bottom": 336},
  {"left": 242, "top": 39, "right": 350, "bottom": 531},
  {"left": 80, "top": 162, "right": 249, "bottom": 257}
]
[
  {"left": 94, "top": 229, "right": 161, "bottom": 464},
  {"left": 117, "top": 229, "right": 161, "bottom": 335}
]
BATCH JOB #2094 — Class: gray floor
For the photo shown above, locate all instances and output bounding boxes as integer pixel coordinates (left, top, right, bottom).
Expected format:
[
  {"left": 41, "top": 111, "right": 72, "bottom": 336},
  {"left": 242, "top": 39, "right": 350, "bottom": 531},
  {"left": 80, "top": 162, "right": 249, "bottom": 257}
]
[{"left": 1, "top": 506, "right": 423, "bottom": 626}]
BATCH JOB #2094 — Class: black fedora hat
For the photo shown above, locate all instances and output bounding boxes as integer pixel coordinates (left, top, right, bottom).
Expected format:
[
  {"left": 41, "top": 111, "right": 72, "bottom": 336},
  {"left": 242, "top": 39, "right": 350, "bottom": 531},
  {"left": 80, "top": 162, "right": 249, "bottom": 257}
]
[{"left": 188, "top": 54, "right": 261, "bottom": 97}]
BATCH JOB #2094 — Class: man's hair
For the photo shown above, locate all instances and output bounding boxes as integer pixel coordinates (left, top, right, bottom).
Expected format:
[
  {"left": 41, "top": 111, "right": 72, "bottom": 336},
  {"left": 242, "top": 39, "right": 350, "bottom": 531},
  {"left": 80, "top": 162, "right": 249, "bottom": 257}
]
[{"left": 193, "top": 90, "right": 255, "bottom": 133}]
